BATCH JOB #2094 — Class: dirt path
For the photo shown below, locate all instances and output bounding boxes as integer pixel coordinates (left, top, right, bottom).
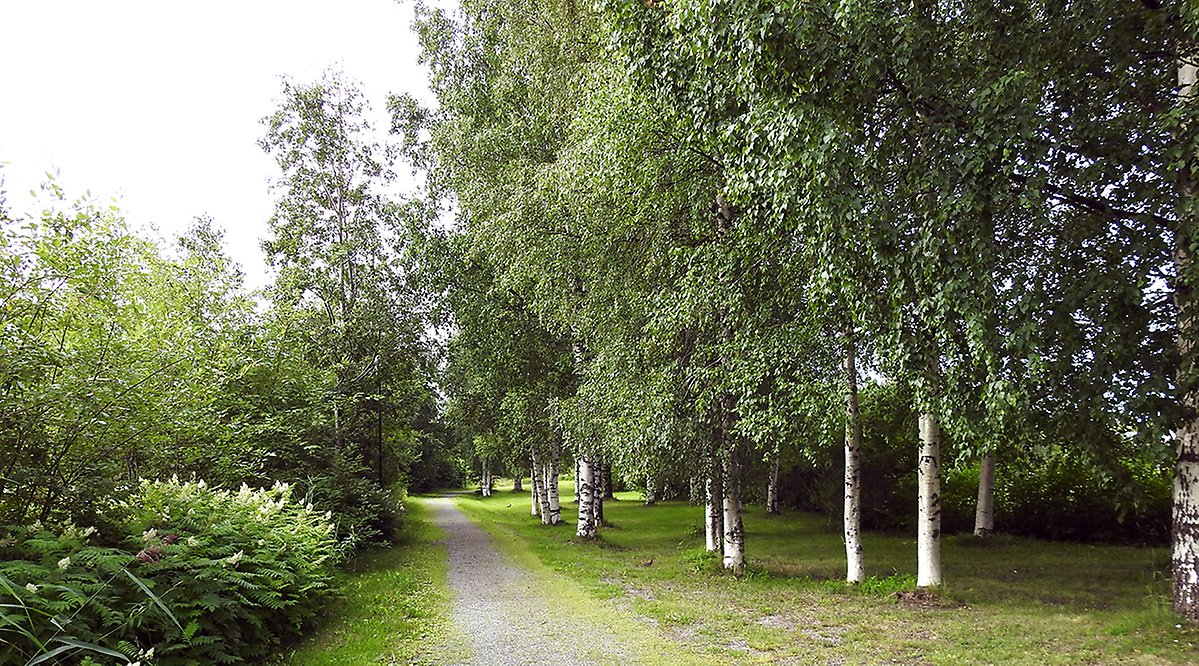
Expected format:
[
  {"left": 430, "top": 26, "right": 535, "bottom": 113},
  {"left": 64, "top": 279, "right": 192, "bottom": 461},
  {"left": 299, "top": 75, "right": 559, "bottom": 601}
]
[{"left": 426, "top": 495, "right": 631, "bottom": 666}]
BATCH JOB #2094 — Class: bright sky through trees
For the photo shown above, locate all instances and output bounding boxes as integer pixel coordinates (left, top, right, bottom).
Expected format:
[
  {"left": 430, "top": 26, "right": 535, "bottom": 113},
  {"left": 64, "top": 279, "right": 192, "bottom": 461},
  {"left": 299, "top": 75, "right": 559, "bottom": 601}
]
[{"left": 0, "top": 0, "right": 434, "bottom": 290}]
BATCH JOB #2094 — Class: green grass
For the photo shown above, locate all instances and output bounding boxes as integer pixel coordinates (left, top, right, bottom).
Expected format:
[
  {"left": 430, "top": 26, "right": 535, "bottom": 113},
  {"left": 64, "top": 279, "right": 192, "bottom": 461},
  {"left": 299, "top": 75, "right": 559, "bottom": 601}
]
[
  {"left": 456, "top": 479, "right": 1199, "bottom": 665},
  {"left": 274, "top": 497, "right": 464, "bottom": 666}
]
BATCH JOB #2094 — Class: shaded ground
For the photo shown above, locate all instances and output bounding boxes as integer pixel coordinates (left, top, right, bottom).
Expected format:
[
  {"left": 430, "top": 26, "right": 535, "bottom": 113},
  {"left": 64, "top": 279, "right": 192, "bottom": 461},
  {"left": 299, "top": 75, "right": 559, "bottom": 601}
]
[{"left": 428, "top": 495, "right": 633, "bottom": 666}]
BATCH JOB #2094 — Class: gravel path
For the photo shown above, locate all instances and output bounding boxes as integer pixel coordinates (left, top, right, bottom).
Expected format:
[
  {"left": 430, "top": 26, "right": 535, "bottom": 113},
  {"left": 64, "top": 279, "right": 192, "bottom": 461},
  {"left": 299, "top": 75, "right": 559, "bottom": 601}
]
[{"left": 427, "top": 495, "right": 630, "bottom": 666}]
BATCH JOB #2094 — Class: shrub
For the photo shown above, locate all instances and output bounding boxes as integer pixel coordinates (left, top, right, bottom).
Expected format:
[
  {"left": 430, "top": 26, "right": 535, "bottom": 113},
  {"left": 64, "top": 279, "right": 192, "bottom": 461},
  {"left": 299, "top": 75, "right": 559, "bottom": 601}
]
[
  {"left": 292, "top": 446, "right": 405, "bottom": 547},
  {"left": 0, "top": 523, "right": 151, "bottom": 665},
  {"left": 0, "top": 477, "right": 341, "bottom": 665},
  {"left": 116, "top": 477, "right": 341, "bottom": 664}
]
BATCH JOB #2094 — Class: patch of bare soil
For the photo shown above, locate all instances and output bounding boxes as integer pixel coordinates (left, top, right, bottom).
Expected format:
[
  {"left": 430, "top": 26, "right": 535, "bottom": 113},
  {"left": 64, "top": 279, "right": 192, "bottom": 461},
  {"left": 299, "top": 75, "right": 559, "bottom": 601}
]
[{"left": 895, "top": 588, "right": 967, "bottom": 609}]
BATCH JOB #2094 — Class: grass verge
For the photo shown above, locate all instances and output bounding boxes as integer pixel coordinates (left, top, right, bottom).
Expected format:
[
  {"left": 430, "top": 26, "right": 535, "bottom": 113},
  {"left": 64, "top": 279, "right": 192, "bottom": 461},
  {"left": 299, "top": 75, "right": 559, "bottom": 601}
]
[
  {"left": 274, "top": 497, "right": 464, "bottom": 666},
  {"left": 457, "top": 479, "right": 1199, "bottom": 665}
]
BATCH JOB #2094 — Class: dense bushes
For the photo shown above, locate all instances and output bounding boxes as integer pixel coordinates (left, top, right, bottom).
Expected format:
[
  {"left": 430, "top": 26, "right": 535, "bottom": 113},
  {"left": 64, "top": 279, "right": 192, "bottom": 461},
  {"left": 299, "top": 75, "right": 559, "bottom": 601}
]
[
  {"left": 775, "top": 383, "right": 1172, "bottom": 544},
  {"left": 0, "top": 478, "right": 341, "bottom": 665}
]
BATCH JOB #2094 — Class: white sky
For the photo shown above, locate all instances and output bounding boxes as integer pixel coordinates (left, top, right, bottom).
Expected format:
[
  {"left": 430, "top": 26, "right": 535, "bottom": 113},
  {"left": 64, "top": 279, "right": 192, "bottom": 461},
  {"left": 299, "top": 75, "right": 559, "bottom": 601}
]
[{"left": 0, "top": 0, "right": 438, "bottom": 291}]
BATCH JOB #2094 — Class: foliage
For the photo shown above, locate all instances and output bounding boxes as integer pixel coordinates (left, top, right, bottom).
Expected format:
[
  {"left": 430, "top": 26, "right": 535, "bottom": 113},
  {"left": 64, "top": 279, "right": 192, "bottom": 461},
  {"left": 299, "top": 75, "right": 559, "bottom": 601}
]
[
  {"left": 0, "top": 477, "right": 340, "bottom": 666},
  {"left": 116, "top": 477, "right": 340, "bottom": 664},
  {"left": 0, "top": 189, "right": 254, "bottom": 526}
]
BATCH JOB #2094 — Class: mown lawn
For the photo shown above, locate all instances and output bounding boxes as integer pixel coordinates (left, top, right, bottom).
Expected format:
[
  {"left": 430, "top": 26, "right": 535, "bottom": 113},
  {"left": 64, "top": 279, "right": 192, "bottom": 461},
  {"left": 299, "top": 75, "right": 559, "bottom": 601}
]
[
  {"left": 274, "top": 497, "right": 464, "bottom": 665},
  {"left": 457, "top": 479, "right": 1199, "bottom": 665}
]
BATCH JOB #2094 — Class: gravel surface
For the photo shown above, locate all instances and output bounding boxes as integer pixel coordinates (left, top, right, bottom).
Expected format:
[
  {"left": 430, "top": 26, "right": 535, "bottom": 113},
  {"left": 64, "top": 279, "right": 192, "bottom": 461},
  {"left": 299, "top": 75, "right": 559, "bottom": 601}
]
[{"left": 427, "top": 495, "right": 630, "bottom": 666}]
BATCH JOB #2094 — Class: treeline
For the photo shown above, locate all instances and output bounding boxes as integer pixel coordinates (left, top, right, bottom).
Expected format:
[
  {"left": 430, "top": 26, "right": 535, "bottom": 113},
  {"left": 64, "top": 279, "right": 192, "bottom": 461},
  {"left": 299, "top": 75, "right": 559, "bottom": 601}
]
[
  {"left": 0, "top": 72, "right": 459, "bottom": 663},
  {"left": 403, "top": 0, "right": 1199, "bottom": 620}
]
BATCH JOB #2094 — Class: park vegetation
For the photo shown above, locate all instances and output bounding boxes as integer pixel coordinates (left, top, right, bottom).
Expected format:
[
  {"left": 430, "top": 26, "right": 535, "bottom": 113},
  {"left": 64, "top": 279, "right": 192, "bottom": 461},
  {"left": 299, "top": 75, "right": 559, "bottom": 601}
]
[
  {"left": 406, "top": 0, "right": 1199, "bottom": 621},
  {"left": 4, "top": 0, "right": 1199, "bottom": 662}
]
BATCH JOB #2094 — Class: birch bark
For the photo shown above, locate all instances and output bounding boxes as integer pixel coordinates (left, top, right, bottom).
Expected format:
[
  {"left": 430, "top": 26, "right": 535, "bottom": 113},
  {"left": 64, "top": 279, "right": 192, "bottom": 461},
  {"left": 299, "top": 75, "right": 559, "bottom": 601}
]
[
  {"left": 844, "top": 337, "right": 864, "bottom": 583},
  {"left": 574, "top": 459, "right": 582, "bottom": 504},
  {"left": 721, "top": 435, "right": 745, "bottom": 574},
  {"left": 531, "top": 465, "right": 540, "bottom": 517},
  {"left": 766, "top": 457, "right": 780, "bottom": 514},
  {"left": 1174, "top": 48, "right": 1199, "bottom": 621},
  {"left": 917, "top": 411, "right": 943, "bottom": 587},
  {"left": 576, "top": 457, "right": 597, "bottom": 538},
  {"left": 705, "top": 465, "right": 724, "bottom": 554},
  {"left": 975, "top": 451, "right": 996, "bottom": 538},
  {"left": 545, "top": 452, "right": 562, "bottom": 524},
  {"left": 531, "top": 449, "right": 551, "bottom": 524}
]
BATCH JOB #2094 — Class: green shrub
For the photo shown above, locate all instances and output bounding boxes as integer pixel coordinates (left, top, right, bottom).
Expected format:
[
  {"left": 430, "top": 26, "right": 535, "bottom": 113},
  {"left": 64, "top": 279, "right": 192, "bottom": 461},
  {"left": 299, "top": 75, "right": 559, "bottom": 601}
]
[
  {"left": 0, "top": 477, "right": 341, "bottom": 665},
  {"left": 0, "top": 523, "right": 151, "bottom": 665},
  {"left": 116, "top": 477, "right": 341, "bottom": 664},
  {"left": 293, "top": 450, "right": 404, "bottom": 548}
]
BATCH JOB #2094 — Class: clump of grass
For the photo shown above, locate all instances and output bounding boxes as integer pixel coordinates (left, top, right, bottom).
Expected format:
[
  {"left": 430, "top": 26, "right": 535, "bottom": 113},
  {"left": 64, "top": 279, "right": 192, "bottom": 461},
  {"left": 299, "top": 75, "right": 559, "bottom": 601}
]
[{"left": 857, "top": 572, "right": 918, "bottom": 595}]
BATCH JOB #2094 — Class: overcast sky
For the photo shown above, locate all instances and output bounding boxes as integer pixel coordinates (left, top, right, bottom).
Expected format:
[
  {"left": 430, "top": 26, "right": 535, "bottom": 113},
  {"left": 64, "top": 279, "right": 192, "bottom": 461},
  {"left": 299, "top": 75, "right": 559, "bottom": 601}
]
[{"left": 0, "top": 0, "right": 437, "bottom": 290}]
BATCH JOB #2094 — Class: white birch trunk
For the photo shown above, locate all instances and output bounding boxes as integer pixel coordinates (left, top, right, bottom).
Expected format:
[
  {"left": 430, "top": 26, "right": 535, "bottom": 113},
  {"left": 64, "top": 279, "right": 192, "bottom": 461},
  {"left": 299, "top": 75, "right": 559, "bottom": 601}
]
[
  {"left": 705, "top": 469, "right": 723, "bottom": 553},
  {"left": 574, "top": 459, "right": 581, "bottom": 504},
  {"left": 644, "top": 477, "right": 657, "bottom": 506},
  {"left": 545, "top": 456, "right": 561, "bottom": 525},
  {"left": 531, "top": 451, "right": 551, "bottom": 524},
  {"left": 766, "top": 457, "right": 780, "bottom": 514},
  {"left": 917, "top": 411, "right": 943, "bottom": 587},
  {"left": 975, "top": 451, "right": 996, "bottom": 538},
  {"left": 531, "top": 465, "right": 540, "bottom": 516},
  {"left": 844, "top": 338, "right": 865, "bottom": 583},
  {"left": 1174, "top": 49, "right": 1199, "bottom": 621},
  {"left": 576, "top": 458, "right": 597, "bottom": 538},
  {"left": 722, "top": 442, "right": 745, "bottom": 574},
  {"left": 481, "top": 460, "right": 491, "bottom": 497}
]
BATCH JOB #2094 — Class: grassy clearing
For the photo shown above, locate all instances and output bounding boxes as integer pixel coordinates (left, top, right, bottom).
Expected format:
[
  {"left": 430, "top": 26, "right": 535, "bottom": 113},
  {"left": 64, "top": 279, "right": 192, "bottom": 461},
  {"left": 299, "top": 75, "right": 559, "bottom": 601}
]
[
  {"left": 457, "top": 479, "right": 1199, "bottom": 665},
  {"left": 274, "top": 497, "right": 464, "bottom": 666}
]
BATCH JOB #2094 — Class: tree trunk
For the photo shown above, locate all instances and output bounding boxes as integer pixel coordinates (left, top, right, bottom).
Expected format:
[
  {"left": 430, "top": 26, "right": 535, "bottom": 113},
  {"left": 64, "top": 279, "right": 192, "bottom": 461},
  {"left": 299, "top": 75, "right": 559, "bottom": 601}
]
[
  {"left": 766, "top": 456, "right": 780, "bottom": 514},
  {"left": 844, "top": 335, "right": 865, "bottom": 583},
  {"left": 576, "top": 458, "right": 597, "bottom": 538},
  {"left": 644, "top": 477, "right": 657, "bottom": 506},
  {"left": 376, "top": 368, "right": 384, "bottom": 487},
  {"left": 593, "top": 461, "right": 605, "bottom": 524},
  {"left": 481, "top": 460, "right": 491, "bottom": 497},
  {"left": 545, "top": 454, "right": 561, "bottom": 525},
  {"left": 575, "top": 458, "right": 582, "bottom": 504},
  {"left": 705, "top": 462, "right": 724, "bottom": 554},
  {"left": 917, "top": 411, "right": 943, "bottom": 587},
  {"left": 721, "top": 434, "right": 746, "bottom": 574},
  {"left": 603, "top": 463, "right": 615, "bottom": 499},
  {"left": 531, "top": 451, "right": 551, "bottom": 523},
  {"left": 531, "top": 465, "right": 540, "bottom": 517},
  {"left": 513, "top": 474, "right": 523, "bottom": 493},
  {"left": 1174, "top": 47, "right": 1199, "bottom": 621},
  {"left": 975, "top": 451, "right": 996, "bottom": 538}
]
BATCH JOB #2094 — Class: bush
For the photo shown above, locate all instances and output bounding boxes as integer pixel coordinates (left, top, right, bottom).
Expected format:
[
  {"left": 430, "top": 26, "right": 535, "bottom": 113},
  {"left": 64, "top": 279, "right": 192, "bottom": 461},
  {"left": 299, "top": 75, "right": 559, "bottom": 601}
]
[
  {"left": 0, "top": 477, "right": 341, "bottom": 665},
  {"left": 292, "top": 447, "right": 405, "bottom": 547},
  {"left": 0, "top": 523, "right": 150, "bottom": 665}
]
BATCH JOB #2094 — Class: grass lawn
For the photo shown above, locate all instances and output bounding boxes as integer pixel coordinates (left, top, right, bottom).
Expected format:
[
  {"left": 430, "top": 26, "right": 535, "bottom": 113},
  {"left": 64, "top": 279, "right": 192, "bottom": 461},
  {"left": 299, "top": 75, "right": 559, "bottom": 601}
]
[
  {"left": 274, "top": 497, "right": 464, "bottom": 666},
  {"left": 457, "top": 479, "right": 1199, "bottom": 665}
]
